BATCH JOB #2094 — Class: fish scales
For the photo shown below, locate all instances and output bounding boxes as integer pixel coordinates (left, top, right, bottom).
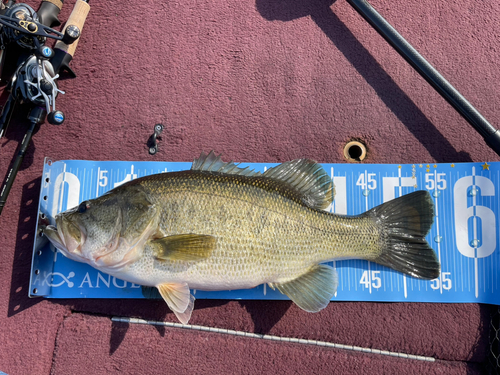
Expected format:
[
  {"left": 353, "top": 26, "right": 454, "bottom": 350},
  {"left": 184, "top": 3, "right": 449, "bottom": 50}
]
[
  {"left": 43, "top": 151, "right": 440, "bottom": 324},
  {"left": 127, "top": 170, "right": 381, "bottom": 289}
]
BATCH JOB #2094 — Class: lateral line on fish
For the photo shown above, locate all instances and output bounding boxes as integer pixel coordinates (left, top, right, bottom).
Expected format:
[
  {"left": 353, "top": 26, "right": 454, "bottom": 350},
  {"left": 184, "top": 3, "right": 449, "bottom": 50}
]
[
  {"left": 169, "top": 189, "right": 335, "bottom": 235},
  {"left": 111, "top": 316, "right": 436, "bottom": 362}
]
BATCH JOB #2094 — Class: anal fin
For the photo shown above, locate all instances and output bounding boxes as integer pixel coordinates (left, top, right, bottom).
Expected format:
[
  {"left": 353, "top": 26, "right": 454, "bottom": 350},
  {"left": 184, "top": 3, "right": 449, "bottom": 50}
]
[{"left": 269, "top": 264, "right": 338, "bottom": 313}]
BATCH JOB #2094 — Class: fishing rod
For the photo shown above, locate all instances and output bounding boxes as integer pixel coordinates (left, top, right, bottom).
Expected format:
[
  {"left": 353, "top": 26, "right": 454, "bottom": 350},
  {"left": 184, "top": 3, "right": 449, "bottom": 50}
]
[
  {"left": 0, "top": 0, "right": 90, "bottom": 215},
  {"left": 344, "top": 0, "right": 500, "bottom": 156}
]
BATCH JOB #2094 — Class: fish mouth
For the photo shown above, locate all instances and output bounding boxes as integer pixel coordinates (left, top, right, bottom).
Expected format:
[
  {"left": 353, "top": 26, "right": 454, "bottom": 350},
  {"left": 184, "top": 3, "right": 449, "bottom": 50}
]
[
  {"left": 43, "top": 225, "right": 67, "bottom": 252},
  {"left": 43, "top": 216, "right": 86, "bottom": 260}
]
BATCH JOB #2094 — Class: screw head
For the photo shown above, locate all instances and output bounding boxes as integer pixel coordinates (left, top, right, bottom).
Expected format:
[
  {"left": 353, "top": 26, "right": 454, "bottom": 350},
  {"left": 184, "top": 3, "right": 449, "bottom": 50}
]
[{"left": 41, "top": 46, "right": 53, "bottom": 58}]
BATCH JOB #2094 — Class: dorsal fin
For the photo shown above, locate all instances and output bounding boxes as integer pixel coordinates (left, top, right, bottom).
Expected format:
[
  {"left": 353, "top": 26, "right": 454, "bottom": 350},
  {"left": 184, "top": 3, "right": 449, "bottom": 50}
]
[
  {"left": 263, "top": 159, "right": 334, "bottom": 210},
  {"left": 191, "top": 151, "right": 334, "bottom": 210},
  {"left": 191, "top": 151, "right": 262, "bottom": 177}
]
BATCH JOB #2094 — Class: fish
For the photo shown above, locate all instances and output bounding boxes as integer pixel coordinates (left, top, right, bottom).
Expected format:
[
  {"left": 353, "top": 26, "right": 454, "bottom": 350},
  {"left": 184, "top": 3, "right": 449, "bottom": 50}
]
[{"left": 43, "top": 151, "right": 440, "bottom": 324}]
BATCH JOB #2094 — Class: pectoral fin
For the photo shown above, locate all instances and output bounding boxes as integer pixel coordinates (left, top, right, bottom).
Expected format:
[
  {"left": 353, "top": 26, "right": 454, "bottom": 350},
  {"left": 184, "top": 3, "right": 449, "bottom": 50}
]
[
  {"left": 151, "top": 234, "right": 216, "bottom": 262},
  {"left": 269, "top": 264, "right": 338, "bottom": 313},
  {"left": 157, "top": 282, "right": 195, "bottom": 324}
]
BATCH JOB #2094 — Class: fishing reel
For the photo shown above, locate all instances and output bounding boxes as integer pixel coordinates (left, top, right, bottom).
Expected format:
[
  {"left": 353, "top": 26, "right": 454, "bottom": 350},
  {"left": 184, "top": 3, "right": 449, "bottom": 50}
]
[
  {"left": 0, "top": 0, "right": 90, "bottom": 215},
  {"left": 12, "top": 52, "right": 66, "bottom": 123},
  {"left": 0, "top": 1, "right": 81, "bottom": 125},
  {"left": 0, "top": 3, "right": 60, "bottom": 49}
]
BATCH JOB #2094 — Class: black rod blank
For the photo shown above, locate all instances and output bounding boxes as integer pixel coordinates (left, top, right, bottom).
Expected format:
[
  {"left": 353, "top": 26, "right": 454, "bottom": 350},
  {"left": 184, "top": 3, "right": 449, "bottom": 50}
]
[
  {"left": 0, "top": 120, "right": 37, "bottom": 215},
  {"left": 345, "top": 0, "right": 500, "bottom": 156}
]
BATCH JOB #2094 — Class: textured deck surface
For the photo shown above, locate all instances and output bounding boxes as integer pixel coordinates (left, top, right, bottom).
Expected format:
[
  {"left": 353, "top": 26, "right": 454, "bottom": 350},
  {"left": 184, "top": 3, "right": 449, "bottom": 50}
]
[{"left": 1, "top": 0, "right": 499, "bottom": 373}]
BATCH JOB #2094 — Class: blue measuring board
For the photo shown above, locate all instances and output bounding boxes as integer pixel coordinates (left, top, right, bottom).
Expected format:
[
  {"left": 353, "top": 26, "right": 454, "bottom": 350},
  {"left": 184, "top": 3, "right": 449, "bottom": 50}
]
[{"left": 29, "top": 159, "right": 499, "bottom": 305}]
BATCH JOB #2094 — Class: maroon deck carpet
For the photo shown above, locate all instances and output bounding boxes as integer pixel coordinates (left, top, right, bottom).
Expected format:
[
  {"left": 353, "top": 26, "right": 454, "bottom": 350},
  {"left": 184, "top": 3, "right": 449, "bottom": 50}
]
[{"left": 1, "top": 0, "right": 499, "bottom": 374}]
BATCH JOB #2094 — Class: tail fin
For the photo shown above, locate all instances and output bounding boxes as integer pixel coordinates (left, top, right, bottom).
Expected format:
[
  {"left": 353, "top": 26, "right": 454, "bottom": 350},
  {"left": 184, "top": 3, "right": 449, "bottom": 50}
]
[{"left": 365, "top": 191, "right": 440, "bottom": 279}]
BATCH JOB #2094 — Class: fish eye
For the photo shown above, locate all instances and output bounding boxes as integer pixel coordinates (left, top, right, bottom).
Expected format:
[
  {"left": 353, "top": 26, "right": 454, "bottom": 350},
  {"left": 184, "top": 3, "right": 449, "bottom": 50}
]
[{"left": 78, "top": 201, "right": 89, "bottom": 213}]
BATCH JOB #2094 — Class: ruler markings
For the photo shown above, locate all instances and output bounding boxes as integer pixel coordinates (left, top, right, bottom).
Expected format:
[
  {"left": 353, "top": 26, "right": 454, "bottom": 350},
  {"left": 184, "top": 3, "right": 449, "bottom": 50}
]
[{"left": 32, "top": 160, "right": 500, "bottom": 304}]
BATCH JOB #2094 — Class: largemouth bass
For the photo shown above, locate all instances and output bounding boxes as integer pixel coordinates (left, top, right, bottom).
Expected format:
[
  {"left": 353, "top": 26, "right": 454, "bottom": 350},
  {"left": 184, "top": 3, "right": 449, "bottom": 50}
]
[{"left": 44, "top": 152, "right": 440, "bottom": 324}]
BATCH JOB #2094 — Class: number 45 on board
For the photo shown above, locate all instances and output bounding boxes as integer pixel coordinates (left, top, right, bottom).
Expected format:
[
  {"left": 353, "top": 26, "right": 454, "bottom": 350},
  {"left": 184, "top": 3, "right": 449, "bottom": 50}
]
[{"left": 360, "top": 270, "right": 381, "bottom": 289}]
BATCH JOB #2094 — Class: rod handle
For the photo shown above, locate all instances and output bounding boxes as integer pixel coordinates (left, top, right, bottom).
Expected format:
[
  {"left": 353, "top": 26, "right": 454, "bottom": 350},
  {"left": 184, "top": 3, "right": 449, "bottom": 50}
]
[{"left": 54, "top": 0, "right": 90, "bottom": 58}]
